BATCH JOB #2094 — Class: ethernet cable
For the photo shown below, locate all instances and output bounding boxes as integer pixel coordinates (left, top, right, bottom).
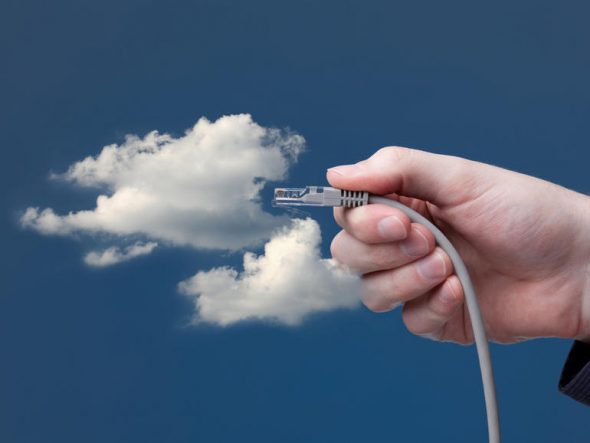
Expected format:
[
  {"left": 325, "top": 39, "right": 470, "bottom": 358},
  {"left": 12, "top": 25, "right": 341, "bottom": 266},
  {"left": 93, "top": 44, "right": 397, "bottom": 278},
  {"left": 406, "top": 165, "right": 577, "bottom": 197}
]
[{"left": 273, "top": 186, "right": 501, "bottom": 443}]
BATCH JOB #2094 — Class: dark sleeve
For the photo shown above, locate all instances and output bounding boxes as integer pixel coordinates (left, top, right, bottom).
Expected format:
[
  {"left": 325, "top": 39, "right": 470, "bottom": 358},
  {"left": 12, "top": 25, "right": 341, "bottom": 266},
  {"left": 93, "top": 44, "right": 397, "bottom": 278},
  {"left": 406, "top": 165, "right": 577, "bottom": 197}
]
[{"left": 558, "top": 340, "right": 590, "bottom": 406}]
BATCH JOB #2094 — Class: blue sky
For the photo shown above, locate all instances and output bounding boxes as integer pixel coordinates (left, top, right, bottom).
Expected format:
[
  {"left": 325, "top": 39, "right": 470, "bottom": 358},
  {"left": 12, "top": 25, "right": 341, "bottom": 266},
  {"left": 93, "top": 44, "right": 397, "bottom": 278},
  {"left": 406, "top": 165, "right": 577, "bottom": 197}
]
[{"left": 1, "top": 0, "right": 589, "bottom": 441}]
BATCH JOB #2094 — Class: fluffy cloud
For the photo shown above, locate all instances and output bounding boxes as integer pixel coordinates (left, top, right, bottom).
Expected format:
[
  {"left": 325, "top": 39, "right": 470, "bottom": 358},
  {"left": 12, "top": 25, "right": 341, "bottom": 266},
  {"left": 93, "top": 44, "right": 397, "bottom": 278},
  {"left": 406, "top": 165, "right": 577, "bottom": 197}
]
[
  {"left": 84, "top": 242, "right": 158, "bottom": 267},
  {"left": 21, "top": 114, "right": 305, "bottom": 250},
  {"left": 22, "top": 115, "right": 362, "bottom": 326},
  {"left": 179, "top": 218, "right": 361, "bottom": 326}
]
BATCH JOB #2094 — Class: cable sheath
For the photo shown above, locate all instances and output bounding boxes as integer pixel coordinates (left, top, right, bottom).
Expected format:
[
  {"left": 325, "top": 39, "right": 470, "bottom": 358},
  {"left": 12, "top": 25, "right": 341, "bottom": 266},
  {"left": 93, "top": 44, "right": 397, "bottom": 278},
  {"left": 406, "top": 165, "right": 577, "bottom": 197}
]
[{"left": 368, "top": 195, "right": 501, "bottom": 443}]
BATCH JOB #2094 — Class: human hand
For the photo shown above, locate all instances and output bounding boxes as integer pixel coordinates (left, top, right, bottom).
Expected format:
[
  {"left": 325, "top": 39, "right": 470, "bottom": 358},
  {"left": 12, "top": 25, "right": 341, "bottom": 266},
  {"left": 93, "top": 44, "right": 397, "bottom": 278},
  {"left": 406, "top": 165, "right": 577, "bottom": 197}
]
[{"left": 328, "top": 147, "right": 590, "bottom": 344}]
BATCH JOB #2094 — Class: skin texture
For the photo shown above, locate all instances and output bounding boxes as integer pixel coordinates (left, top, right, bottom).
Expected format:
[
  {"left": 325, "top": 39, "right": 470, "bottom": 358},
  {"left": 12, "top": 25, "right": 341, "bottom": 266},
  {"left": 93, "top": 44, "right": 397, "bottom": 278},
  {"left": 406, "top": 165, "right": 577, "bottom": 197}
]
[{"left": 328, "top": 147, "right": 590, "bottom": 344}]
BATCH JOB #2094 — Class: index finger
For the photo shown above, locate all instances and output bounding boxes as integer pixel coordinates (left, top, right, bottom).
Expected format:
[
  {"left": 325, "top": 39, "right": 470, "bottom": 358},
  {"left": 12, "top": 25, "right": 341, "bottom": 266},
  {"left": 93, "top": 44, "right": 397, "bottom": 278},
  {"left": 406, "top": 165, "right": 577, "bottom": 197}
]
[{"left": 333, "top": 203, "right": 414, "bottom": 243}]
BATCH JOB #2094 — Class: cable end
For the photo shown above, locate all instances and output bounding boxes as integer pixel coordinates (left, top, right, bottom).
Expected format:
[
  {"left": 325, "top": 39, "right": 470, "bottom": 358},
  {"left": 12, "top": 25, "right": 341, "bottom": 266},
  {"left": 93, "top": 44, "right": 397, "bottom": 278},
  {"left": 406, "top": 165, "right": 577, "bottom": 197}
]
[{"left": 273, "top": 186, "right": 368, "bottom": 208}]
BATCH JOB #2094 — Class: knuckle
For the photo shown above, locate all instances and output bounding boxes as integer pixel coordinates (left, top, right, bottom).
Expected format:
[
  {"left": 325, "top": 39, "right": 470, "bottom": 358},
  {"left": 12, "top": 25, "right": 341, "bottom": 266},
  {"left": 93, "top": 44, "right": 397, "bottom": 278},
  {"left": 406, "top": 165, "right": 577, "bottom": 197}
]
[
  {"left": 374, "top": 146, "right": 413, "bottom": 162},
  {"left": 367, "top": 245, "right": 394, "bottom": 270},
  {"left": 386, "top": 269, "right": 404, "bottom": 296},
  {"left": 355, "top": 159, "right": 369, "bottom": 169}
]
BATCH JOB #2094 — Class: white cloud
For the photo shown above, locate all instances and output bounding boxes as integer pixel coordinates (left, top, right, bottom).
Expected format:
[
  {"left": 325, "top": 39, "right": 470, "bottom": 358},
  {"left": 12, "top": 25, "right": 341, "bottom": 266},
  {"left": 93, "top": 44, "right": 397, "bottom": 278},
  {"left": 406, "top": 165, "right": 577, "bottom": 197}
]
[
  {"left": 84, "top": 241, "right": 158, "bottom": 267},
  {"left": 22, "top": 115, "right": 362, "bottom": 326},
  {"left": 21, "top": 114, "right": 305, "bottom": 251},
  {"left": 179, "top": 218, "right": 361, "bottom": 326}
]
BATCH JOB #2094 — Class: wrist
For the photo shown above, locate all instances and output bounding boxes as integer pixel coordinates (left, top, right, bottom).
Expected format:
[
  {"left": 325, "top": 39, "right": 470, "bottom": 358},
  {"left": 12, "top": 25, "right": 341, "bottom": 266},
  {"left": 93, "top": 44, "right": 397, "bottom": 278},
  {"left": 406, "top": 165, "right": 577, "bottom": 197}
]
[{"left": 573, "top": 192, "right": 590, "bottom": 342}]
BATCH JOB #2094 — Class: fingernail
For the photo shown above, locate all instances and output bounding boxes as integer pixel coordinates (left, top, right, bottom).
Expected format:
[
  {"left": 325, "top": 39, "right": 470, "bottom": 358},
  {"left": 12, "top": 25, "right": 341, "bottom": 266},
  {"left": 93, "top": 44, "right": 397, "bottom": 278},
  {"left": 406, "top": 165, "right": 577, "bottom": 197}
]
[
  {"left": 327, "top": 164, "right": 360, "bottom": 176},
  {"left": 377, "top": 216, "right": 407, "bottom": 240},
  {"left": 417, "top": 250, "right": 447, "bottom": 279},
  {"left": 400, "top": 229, "right": 430, "bottom": 257}
]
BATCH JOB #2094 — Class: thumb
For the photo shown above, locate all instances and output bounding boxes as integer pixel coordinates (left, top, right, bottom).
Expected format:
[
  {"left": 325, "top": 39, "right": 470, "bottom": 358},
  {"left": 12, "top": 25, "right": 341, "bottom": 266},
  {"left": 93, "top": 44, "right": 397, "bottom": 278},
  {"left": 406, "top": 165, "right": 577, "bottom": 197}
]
[{"left": 326, "top": 146, "right": 480, "bottom": 206}]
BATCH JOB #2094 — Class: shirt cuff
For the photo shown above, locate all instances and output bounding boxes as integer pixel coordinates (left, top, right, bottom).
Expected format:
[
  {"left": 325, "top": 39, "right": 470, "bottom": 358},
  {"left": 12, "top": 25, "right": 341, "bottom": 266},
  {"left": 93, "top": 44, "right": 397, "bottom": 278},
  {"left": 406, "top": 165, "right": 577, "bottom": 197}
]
[{"left": 559, "top": 340, "right": 590, "bottom": 406}]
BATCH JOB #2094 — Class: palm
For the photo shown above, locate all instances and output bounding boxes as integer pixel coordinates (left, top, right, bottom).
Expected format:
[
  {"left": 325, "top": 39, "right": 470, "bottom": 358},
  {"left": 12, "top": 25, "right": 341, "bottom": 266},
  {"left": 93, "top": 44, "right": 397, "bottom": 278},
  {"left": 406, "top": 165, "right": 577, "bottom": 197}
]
[{"left": 399, "top": 170, "right": 586, "bottom": 343}]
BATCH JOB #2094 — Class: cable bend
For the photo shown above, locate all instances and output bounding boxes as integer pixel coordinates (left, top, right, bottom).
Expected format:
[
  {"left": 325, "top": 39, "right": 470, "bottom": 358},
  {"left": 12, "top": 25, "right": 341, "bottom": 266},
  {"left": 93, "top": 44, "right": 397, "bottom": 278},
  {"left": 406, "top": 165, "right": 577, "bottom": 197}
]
[{"left": 368, "top": 195, "right": 501, "bottom": 443}]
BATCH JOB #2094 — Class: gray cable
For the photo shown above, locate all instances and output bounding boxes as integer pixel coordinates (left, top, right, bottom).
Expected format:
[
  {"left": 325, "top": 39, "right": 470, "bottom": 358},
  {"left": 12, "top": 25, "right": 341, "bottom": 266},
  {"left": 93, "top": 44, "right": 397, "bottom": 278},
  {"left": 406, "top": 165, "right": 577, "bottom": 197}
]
[
  {"left": 369, "top": 195, "right": 500, "bottom": 443},
  {"left": 273, "top": 187, "right": 501, "bottom": 443}
]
